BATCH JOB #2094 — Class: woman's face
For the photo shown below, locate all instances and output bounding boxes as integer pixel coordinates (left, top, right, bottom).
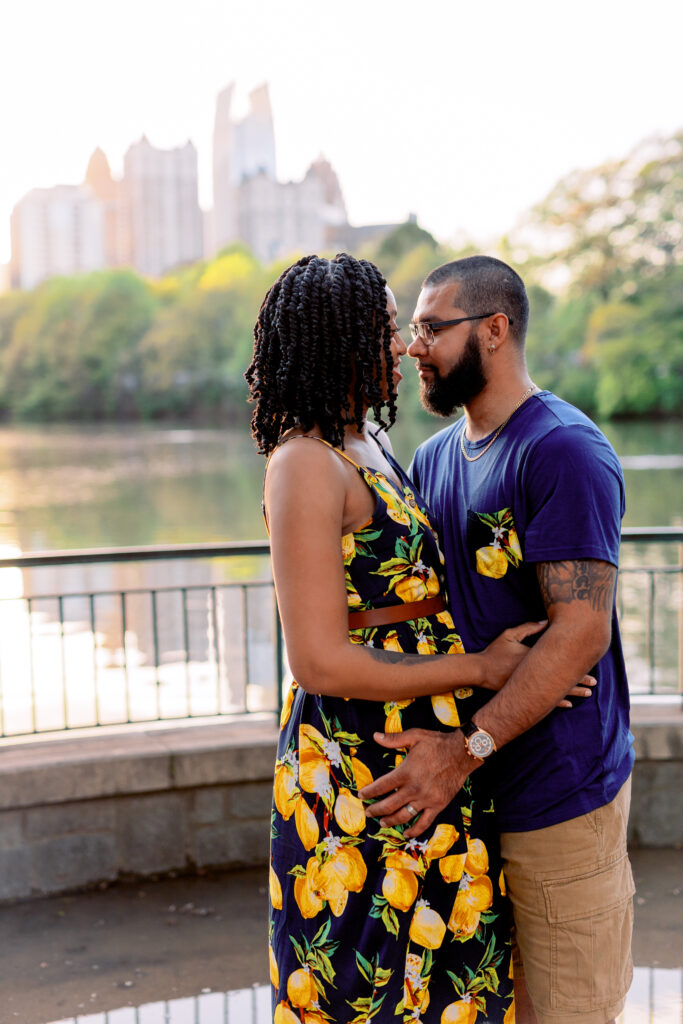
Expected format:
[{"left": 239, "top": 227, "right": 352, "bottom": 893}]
[{"left": 384, "top": 286, "right": 408, "bottom": 396}]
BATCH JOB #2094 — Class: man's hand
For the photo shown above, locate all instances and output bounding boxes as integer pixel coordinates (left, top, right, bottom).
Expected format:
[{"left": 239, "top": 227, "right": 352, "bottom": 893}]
[{"left": 358, "top": 728, "right": 478, "bottom": 838}]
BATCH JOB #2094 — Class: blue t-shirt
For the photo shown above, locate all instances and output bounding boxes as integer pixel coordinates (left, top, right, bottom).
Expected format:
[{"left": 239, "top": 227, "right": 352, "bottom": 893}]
[{"left": 410, "top": 391, "right": 634, "bottom": 832}]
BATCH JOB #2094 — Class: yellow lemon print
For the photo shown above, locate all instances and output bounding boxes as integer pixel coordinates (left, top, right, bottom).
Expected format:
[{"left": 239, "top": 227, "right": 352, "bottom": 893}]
[
  {"left": 431, "top": 692, "right": 461, "bottom": 727},
  {"left": 341, "top": 533, "right": 356, "bottom": 563},
  {"left": 476, "top": 545, "right": 508, "bottom": 579},
  {"left": 293, "top": 858, "right": 324, "bottom": 919},
  {"left": 395, "top": 576, "right": 429, "bottom": 603},
  {"left": 441, "top": 996, "right": 478, "bottom": 1024},
  {"left": 351, "top": 756, "right": 373, "bottom": 790},
  {"left": 387, "top": 506, "right": 412, "bottom": 527},
  {"left": 409, "top": 902, "right": 447, "bottom": 949},
  {"left": 447, "top": 898, "right": 480, "bottom": 940},
  {"left": 385, "top": 850, "right": 422, "bottom": 874},
  {"left": 280, "top": 683, "right": 296, "bottom": 727},
  {"left": 274, "top": 765, "right": 300, "bottom": 820},
  {"left": 334, "top": 788, "right": 366, "bottom": 836},
  {"left": 294, "top": 797, "right": 320, "bottom": 851},
  {"left": 382, "top": 630, "right": 403, "bottom": 653},
  {"left": 269, "top": 863, "right": 283, "bottom": 910},
  {"left": 425, "top": 567, "right": 440, "bottom": 596},
  {"left": 382, "top": 866, "right": 419, "bottom": 911},
  {"left": 439, "top": 853, "right": 467, "bottom": 884},
  {"left": 274, "top": 1001, "right": 301, "bottom": 1024},
  {"left": 319, "top": 845, "right": 367, "bottom": 895},
  {"left": 425, "top": 823, "right": 459, "bottom": 861},
  {"left": 269, "top": 944, "right": 279, "bottom": 988},
  {"left": 507, "top": 527, "right": 523, "bottom": 560},
  {"left": 287, "top": 967, "right": 316, "bottom": 1008},
  {"left": 464, "top": 837, "right": 489, "bottom": 877},
  {"left": 463, "top": 874, "right": 493, "bottom": 912},
  {"left": 384, "top": 698, "right": 412, "bottom": 733},
  {"left": 298, "top": 724, "right": 330, "bottom": 795}
]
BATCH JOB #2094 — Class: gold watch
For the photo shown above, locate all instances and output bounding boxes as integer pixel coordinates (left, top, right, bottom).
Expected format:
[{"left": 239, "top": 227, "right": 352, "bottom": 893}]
[{"left": 460, "top": 720, "right": 497, "bottom": 760}]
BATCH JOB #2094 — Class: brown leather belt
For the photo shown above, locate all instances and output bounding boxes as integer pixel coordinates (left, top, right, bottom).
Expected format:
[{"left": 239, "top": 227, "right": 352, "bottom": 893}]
[{"left": 348, "top": 595, "right": 447, "bottom": 629}]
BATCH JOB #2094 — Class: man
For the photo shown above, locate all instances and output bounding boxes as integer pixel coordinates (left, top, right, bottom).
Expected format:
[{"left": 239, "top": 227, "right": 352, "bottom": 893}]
[{"left": 359, "top": 256, "right": 635, "bottom": 1024}]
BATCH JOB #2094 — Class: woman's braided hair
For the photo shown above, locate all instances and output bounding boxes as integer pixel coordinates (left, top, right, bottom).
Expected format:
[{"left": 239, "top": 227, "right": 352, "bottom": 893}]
[{"left": 245, "top": 253, "right": 396, "bottom": 455}]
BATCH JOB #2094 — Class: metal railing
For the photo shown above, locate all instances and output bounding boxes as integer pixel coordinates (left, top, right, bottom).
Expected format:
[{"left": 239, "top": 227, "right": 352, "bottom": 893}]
[{"left": 0, "top": 529, "right": 681, "bottom": 740}]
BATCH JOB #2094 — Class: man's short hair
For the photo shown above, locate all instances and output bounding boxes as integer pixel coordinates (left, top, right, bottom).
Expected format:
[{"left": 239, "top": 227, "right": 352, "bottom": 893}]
[{"left": 423, "top": 256, "right": 529, "bottom": 344}]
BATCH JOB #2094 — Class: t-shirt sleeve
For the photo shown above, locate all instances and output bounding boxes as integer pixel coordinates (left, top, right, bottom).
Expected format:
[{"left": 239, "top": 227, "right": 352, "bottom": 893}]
[{"left": 522, "top": 424, "right": 626, "bottom": 566}]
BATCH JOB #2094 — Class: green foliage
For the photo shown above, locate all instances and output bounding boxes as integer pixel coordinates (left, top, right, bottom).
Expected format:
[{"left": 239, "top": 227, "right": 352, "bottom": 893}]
[
  {"left": 374, "top": 220, "right": 439, "bottom": 275},
  {"left": 1, "top": 129, "right": 681, "bottom": 422}
]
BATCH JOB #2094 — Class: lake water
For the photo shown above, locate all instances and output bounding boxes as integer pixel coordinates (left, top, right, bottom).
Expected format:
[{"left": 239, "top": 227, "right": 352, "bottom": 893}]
[
  {"left": 45, "top": 968, "right": 683, "bottom": 1024},
  {"left": 0, "top": 416, "right": 680, "bottom": 735},
  {"left": 0, "top": 416, "right": 681, "bottom": 554}
]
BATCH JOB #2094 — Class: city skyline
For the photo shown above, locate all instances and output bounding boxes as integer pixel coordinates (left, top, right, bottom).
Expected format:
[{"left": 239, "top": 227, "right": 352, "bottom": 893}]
[
  {"left": 2, "top": 0, "right": 682, "bottom": 267},
  {"left": 9, "top": 83, "right": 382, "bottom": 287}
]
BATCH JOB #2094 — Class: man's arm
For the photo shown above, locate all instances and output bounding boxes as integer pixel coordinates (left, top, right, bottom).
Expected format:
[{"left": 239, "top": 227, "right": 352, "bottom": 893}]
[{"left": 360, "top": 558, "right": 615, "bottom": 837}]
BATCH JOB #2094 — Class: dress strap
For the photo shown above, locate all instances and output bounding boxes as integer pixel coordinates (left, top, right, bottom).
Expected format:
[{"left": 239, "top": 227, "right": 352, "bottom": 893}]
[
  {"left": 261, "top": 435, "right": 365, "bottom": 532},
  {"left": 275, "top": 434, "right": 365, "bottom": 472}
]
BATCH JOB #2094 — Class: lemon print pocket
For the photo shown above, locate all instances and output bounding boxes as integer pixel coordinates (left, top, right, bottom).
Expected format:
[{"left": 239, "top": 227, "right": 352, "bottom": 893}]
[{"left": 469, "top": 507, "right": 523, "bottom": 580}]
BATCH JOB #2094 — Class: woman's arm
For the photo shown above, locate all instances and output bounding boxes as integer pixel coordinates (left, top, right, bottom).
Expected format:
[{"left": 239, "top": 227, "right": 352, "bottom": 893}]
[{"left": 265, "top": 440, "right": 538, "bottom": 701}]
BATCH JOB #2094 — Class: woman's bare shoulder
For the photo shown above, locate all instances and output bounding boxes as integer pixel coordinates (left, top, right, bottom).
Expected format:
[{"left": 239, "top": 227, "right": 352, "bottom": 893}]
[{"left": 265, "top": 436, "right": 348, "bottom": 493}]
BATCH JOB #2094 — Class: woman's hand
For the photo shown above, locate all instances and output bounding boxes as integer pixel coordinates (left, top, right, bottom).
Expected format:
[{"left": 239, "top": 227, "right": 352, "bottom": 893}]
[
  {"left": 479, "top": 620, "right": 596, "bottom": 707},
  {"left": 478, "top": 620, "right": 547, "bottom": 690}
]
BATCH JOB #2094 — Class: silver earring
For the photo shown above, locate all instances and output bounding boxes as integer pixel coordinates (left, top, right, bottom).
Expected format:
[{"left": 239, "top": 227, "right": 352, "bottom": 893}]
[{"left": 489, "top": 345, "right": 496, "bottom": 353}]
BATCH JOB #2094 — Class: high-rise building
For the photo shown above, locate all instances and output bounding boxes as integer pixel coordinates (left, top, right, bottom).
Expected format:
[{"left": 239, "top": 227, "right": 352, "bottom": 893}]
[
  {"left": 84, "top": 148, "right": 128, "bottom": 268},
  {"left": 212, "top": 83, "right": 277, "bottom": 252},
  {"left": 9, "top": 184, "right": 105, "bottom": 291},
  {"left": 123, "top": 136, "right": 203, "bottom": 278},
  {"left": 210, "top": 83, "right": 350, "bottom": 262}
]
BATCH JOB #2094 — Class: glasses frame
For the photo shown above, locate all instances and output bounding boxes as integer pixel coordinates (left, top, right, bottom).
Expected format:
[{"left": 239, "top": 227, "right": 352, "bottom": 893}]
[{"left": 409, "top": 312, "right": 513, "bottom": 347}]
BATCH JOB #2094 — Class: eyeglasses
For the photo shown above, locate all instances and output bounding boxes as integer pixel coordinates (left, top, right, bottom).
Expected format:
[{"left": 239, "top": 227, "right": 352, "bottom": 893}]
[{"left": 409, "top": 312, "right": 508, "bottom": 347}]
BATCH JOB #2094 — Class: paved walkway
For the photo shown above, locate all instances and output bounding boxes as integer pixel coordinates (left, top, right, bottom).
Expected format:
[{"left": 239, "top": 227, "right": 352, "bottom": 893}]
[{"left": 1, "top": 849, "right": 681, "bottom": 1023}]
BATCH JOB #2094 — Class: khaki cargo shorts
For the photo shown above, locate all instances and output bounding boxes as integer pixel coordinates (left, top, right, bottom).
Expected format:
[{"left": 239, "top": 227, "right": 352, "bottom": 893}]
[{"left": 500, "top": 777, "right": 634, "bottom": 1024}]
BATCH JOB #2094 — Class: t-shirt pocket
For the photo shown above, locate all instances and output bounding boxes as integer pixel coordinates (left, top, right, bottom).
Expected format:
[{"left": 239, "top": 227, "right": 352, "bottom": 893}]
[{"left": 466, "top": 507, "right": 523, "bottom": 579}]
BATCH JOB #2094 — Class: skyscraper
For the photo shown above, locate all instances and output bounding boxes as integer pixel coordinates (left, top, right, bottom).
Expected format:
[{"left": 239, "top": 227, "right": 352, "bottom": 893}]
[
  {"left": 212, "top": 83, "right": 277, "bottom": 253},
  {"left": 84, "top": 148, "right": 128, "bottom": 269},
  {"left": 123, "top": 137, "right": 203, "bottom": 278},
  {"left": 9, "top": 184, "right": 105, "bottom": 291}
]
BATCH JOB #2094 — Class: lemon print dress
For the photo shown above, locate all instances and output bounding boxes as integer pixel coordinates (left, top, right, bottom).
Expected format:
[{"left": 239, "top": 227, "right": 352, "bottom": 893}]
[{"left": 269, "top": 437, "right": 514, "bottom": 1024}]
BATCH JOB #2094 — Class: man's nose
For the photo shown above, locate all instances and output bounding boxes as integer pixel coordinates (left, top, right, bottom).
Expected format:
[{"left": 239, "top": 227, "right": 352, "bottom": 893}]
[{"left": 407, "top": 335, "right": 426, "bottom": 357}]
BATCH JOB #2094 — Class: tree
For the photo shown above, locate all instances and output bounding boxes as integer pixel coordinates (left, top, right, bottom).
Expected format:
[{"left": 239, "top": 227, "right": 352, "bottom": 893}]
[{"left": 506, "top": 131, "right": 683, "bottom": 300}]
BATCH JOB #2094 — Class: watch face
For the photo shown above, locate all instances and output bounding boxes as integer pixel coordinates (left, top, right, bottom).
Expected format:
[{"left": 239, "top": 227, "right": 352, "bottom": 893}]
[{"left": 468, "top": 730, "right": 494, "bottom": 758}]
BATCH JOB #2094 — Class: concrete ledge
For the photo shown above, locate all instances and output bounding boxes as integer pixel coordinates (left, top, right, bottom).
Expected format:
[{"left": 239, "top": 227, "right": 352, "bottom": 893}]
[
  {"left": 0, "top": 704, "right": 680, "bottom": 902},
  {"left": 0, "top": 718, "right": 279, "bottom": 902}
]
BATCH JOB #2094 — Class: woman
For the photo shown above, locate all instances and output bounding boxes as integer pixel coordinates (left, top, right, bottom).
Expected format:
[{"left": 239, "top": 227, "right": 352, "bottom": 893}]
[{"left": 246, "top": 254, "right": 583, "bottom": 1024}]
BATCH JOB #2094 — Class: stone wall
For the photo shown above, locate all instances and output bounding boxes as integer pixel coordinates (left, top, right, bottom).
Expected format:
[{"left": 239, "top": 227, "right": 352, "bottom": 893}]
[
  {"left": 0, "top": 719, "right": 277, "bottom": 902},
  {"left": 0, "top": 705, "right": 680, "bottom": 902}
]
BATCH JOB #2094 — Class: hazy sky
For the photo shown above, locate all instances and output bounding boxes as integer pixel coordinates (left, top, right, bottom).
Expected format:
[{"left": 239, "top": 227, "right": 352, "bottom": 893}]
[{"left": 2, "top": 0, "right": 681, "bottom": 264}]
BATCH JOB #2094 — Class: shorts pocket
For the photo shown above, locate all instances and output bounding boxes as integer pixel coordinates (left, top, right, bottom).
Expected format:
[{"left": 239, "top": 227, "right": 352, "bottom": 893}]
[{"left": 542, "top": 853, "right": 635, "bottom": 1011}]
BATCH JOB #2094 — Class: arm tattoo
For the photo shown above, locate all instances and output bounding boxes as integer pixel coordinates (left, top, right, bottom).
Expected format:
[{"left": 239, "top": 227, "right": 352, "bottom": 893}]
[
  {"left": 366, "top": 647, "right": 427, "bottom": 666},
  {"left": 537, "top": 560, "right": 617, "bottom": 613}
]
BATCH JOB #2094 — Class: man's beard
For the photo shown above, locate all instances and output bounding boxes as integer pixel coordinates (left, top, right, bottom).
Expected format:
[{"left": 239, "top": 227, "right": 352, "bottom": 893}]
[{"left": 420, "top": 329, "right": 487, "bottom": 417}]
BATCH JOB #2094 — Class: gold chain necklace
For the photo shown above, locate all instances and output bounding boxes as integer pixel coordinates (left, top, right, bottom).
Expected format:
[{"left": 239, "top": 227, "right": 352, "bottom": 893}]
[{"left": 460, "top": 384, "right": 537, "bottom": 462}]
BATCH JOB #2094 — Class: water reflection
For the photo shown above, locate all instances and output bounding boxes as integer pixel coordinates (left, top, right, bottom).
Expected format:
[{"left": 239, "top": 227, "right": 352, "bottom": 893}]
[
  {"left": 46, "top": 969, "right": 683, "bottom": 1024},
  {"left": 0, "top": 422, "right": 681, "bottom": 560}
]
